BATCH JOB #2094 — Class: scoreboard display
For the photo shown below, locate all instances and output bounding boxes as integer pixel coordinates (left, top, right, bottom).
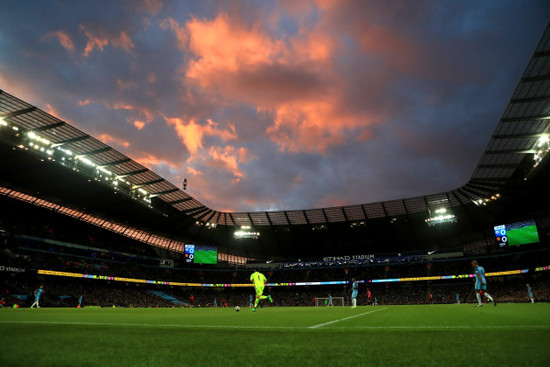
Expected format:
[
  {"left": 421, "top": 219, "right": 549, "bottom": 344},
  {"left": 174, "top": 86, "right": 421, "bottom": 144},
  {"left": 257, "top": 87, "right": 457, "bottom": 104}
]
[
  {"left": 494, "top": 224, "right": 507, "bottom": 247},
  {"left": 494, "top": 219, "right": 540, "bottom": 247},
  {"left": 184, "top": 244, "right": 217, "bottom": 264},
  {"left": 184, "top": 244, "right": 195, "bottom": 263}
]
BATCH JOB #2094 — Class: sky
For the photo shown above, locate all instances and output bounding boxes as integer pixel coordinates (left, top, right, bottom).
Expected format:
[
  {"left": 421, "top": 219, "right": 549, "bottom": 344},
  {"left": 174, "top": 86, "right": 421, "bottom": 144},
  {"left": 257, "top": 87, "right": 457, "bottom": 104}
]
[{"left": 0, "top": 0, "right": 548, "bottom": 213}]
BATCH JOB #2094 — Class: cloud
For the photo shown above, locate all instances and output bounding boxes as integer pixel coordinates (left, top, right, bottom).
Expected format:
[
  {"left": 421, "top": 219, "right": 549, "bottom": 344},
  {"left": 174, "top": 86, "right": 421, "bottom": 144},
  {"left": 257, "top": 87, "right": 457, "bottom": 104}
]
[
  {"left": 80, "top": 25, "right": 135, "bottom": 57},
  {"left": 164, "top": 117, "right": 237, "bottom": 155},
  {"left": 173, "top": 11, "right": 383, "bottom": 154},
  {"left": 111, "top": 31, "right": 135, "bottom": 52},
  {"left": 133, "top": 120, "right": 146, "bottom": 130},
  {"left": 134, "top": 0, "right": 164, "bottom": 15},
  {"left": 129, "top": 151, "right": 177, "bottom": 170},
  {"left": 98, "top": 133, "right": 130, "bottom": 148},
  {"left": 207, "top": 145, "right": 252, "bottom": 179},
  {"left": 43, "top": 30, "right": 75, "bottom": 52}
]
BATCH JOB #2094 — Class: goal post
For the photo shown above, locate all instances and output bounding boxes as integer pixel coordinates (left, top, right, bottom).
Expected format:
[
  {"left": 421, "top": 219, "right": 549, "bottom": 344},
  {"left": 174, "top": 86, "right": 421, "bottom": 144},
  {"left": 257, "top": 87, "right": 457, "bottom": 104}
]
[{"left": 315, "top": 297, "right": 345, "bottom": 306}]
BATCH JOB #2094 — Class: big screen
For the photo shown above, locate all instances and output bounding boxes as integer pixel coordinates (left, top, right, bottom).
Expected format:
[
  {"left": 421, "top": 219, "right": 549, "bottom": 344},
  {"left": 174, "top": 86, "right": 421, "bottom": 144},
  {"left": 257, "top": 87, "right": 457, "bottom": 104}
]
[
  {"left": 494, "top": 219, "right": 540, "bottom": 247},
  {"left": 184, "top": 244, "right": 218, "bottom": 264}
]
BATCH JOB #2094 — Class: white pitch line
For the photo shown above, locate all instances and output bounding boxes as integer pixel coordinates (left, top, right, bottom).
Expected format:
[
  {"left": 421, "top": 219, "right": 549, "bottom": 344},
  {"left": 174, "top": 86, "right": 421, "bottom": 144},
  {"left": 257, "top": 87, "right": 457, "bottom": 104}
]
[
  {"left": 1, "top": 320, "right": 547, "bottom": 331},
  {"left": 0, "top": 320, "right": 300, "bottom": 330},
  {"left": 325, "top": 325, "right": 550, "bottom": 330},
  {"left": 308, "top": 307, "right": 388, "bottom": 329}
]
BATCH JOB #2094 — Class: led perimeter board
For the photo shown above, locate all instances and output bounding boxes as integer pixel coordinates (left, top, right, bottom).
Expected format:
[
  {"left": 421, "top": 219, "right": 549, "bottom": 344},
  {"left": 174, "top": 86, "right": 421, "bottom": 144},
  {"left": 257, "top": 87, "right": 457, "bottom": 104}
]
[{"left": 494, "top": 219, "right": 540, "bottom": 247}]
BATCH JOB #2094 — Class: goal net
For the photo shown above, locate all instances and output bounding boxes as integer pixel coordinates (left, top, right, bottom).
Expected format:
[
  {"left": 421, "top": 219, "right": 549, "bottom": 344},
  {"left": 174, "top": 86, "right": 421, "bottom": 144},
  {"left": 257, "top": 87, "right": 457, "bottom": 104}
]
[{"left": 315, "top": 297, "right": 345, "bottom": 306}]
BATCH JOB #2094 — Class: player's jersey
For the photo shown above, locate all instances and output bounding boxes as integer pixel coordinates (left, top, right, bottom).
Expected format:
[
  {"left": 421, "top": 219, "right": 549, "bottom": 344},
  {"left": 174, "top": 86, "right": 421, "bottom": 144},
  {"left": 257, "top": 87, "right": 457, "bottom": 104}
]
[
  {"left": 474, "top": 266, "right": 486, "bottom": 284},
  {"left": 35, "top": 288, "right": 44, "bottom": 300},
  {"left": 250, "top": 272, "right": 267, "bottom": 288},
  {"left": 351, "top": 281, "right": 358, "bottom": 298},
  {"left": 527, "top": 286, "right": 533, "bottom": 296}
]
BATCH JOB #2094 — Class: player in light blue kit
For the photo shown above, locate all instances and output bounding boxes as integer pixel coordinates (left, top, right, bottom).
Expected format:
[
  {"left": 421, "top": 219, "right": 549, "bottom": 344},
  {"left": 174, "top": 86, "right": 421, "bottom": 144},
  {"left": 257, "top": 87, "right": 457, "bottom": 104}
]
[
  {"left": 471, "top": 260, "right": 496, "bottom": 307},
  {"left": 328, "top": 293, "right": 334, "bottom": 307},
  {"left": 526, "top": 284, "right": 534, "bottom": 303},
  {"left": 30, "top": 285, "right": 44, "bottom": 308},
  {"left": 351, "top": 278, "right": 358, "bottom": 308},
  {"left": 456, "top": 293, "right": 460, "bottom": 304}
]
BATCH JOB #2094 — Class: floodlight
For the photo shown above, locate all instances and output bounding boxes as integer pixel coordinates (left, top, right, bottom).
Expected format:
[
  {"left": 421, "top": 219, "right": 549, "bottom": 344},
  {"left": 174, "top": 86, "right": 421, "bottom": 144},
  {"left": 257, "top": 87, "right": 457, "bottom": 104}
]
[
  {"left": 0, "top": 118, "right": 7, "bottom": 126},
  {"left": 98, "top": 167, "right": 112, "bottom": 175},
  {"left": 537, "top": 134, "right": 549, "bottom": 147},
  {"left": 77, "top": 156, "right": 94, "bottom": 166}
]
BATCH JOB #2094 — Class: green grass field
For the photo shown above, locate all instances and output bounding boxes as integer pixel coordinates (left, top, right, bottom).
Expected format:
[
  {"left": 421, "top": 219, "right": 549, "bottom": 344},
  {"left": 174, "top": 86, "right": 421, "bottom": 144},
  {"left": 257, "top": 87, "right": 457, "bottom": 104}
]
[{"left": 1, "top": 304, "right": 549, "bottom": 366}]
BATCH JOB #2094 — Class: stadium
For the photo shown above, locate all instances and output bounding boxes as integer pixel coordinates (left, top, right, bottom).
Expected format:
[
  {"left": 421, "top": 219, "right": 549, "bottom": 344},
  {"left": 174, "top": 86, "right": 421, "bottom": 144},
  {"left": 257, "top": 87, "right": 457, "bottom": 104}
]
[{"left": 1, "top": 4, "right": 550, "bottom": 367}]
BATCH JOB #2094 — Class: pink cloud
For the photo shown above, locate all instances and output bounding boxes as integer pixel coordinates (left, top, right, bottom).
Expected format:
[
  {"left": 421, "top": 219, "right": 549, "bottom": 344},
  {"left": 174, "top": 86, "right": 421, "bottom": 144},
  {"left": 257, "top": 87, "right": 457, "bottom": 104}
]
[
  {"left": 207, "top": 145, "right": 252, "bottom": 179},
  {"left": 133, "top": 120, "right": 146, "bottom": 130},
  {"left": 80, "top": 25, "right": 109, "bottom": 56},
  {"left": 78, "top": 99, "right": 91, "bottom": 106},
  {"left": 98, "top": 133, "right": 130, "bottom": 148},
  {"left": 164, "top": 117, "right": 237, "bottom": 155},
  {"left": 125, "top": 150, "right": 180, "bottom": 172},
  {"left": 44, "top": 104, "right": 58, "bottom": 116},
  {"left": 106, "top": 101, "right": 154, "bottom": 126},
  {"left": 159, "top": 18, "right": 188, "bottom": 50},
  {"left": 171, "top": 11, "right": 382, "bottom": 154},
  {"left": 80, "top": 25, "right": 135, "bottom": 57},
  {"left": 186, "top": 166, "right": 202, "bottom": 176},
  {"left": 44, "top": 30, "right": 75, "bottom": 52},
  {"left": 111, "top": 31, "right": 135, "bottom": 52},
  {"left": 184, "top": 13, "right": 288, "bottom": 84}
]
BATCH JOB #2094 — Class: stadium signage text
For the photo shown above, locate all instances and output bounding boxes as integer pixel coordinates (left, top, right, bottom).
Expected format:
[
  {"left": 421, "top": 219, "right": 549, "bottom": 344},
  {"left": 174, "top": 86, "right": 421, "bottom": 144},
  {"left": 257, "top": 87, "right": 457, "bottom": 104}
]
[
  {"left": 0, "top": 265, "right": 26, "bottom": 273},
  {"left": 322, "top": 254, "right": 374, "bottom": 262}
]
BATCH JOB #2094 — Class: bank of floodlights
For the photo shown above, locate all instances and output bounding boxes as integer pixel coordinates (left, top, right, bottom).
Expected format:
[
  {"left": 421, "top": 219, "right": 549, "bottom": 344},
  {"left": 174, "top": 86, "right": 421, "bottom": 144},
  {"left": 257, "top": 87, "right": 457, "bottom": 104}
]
[
  {"left": 425, "top": 207, "right": 456, "bottom": 226},
  {"left": 234, "top": 225, "right": 260, "bottom": 239},
  {"left": 533, "top": 134, "right": 549, "bottom": 168},
  {"left": 0, "top": 120, "right": 153, "bottom": 205}
]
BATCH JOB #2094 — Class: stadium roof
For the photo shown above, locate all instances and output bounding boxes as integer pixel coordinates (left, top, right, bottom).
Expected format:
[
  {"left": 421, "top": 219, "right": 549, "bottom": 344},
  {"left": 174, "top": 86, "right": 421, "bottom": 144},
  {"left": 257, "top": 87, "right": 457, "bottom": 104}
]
[{"left": 1, "top": 24, "right": 549, "bottom": 259}]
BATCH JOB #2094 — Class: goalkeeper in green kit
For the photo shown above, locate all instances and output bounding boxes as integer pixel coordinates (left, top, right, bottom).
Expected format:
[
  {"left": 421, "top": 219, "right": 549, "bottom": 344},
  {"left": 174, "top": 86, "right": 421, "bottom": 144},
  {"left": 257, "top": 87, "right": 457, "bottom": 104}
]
[{"left": 250, "top": 269, "right": 273, "bottom": 312}]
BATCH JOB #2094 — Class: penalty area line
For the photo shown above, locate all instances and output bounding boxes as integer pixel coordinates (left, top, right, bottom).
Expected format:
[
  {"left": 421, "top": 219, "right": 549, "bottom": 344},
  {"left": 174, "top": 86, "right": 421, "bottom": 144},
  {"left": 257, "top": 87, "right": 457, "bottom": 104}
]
[{"left": 308, "top": 307, "right": 388, "bottom": 329}]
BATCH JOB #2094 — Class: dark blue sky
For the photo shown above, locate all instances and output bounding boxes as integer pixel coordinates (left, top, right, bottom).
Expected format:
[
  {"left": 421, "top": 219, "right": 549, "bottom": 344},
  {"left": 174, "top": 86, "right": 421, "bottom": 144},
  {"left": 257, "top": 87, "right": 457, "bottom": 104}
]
[{"left": 1, "top": 0, "right": 548, "bottom": 211}]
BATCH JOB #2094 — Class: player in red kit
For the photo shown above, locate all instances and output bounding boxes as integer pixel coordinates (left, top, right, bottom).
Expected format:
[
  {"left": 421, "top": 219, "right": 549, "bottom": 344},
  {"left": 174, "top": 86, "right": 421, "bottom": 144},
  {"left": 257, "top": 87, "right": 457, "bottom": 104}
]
[{"left": 366, "top": 288, "right": 372, "bottom": 306}]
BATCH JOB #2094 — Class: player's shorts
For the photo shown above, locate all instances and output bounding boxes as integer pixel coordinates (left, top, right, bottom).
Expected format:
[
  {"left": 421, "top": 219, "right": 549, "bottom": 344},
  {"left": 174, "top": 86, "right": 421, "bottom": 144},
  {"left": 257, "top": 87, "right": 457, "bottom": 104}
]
[
  {"left": 475, "top": 281, "right": 487, "bottom": 291},
  {"left": 528, "top": 292, "right": 533, "bottom": 298},
  {"left": 352, "top": 290, "right": 358, "bottom": 298},
  {"left": 255, "top": 285, "right": 264, "bottom": 297}
]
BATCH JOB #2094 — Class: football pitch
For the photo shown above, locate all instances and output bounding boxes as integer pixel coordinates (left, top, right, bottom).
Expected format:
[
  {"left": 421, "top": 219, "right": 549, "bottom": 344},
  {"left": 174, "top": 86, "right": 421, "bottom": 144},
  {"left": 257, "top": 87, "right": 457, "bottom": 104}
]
[{"left": 1, "top": 304, "right": 549, "bottom": 366}]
